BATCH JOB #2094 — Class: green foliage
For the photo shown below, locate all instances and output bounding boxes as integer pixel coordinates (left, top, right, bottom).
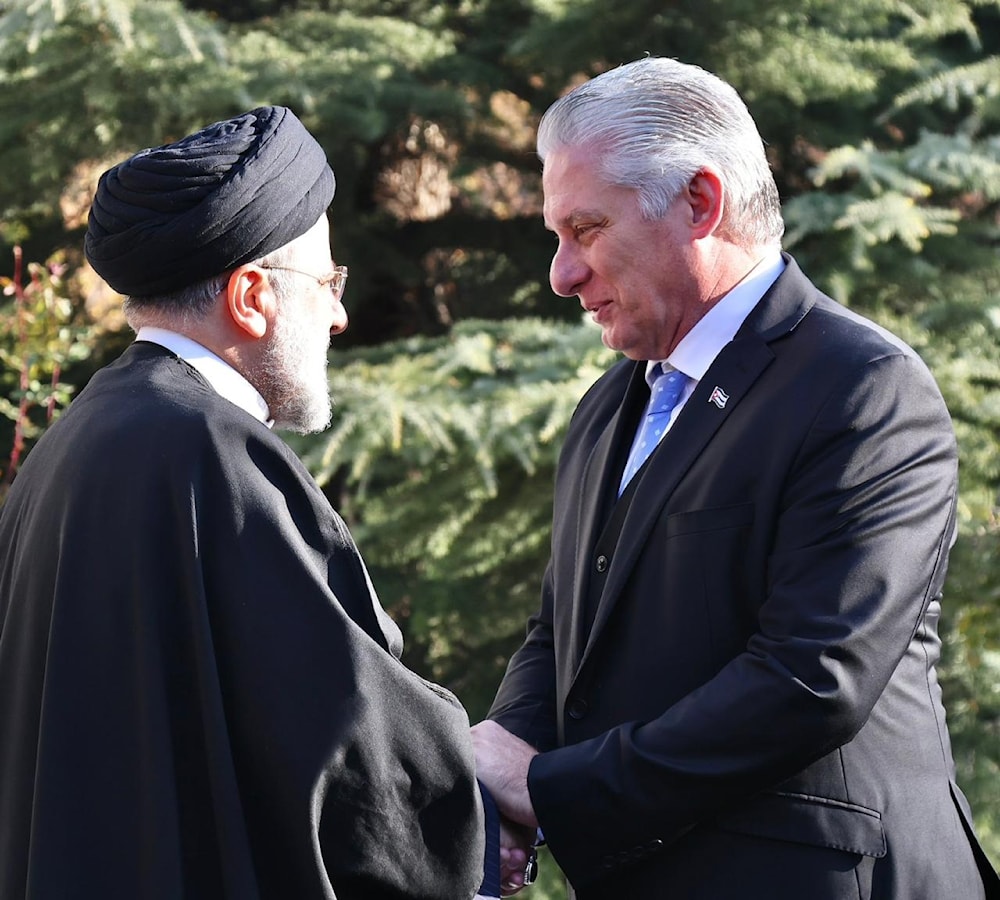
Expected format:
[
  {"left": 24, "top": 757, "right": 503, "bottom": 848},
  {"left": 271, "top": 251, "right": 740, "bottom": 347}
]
[
  {"left": 233, "top": 9, "right": 462, "bottom": 142},
  {"left": 0, "top": 0, "right": 137, "bottom": 53},
  {"left": 287, "top": 319, "right": 614, "bottom": 717},
  {"left": 886, "top": 56, "right": 1000, "bottom": 121},
  {"left": 779, "top": 56, "right": 999, "bottom": 403},
  {"left": 0, "top": 0, "right": 239, "bottom": 246},
  {"left": 300, "top": 318, "right": 610, "bottom": 492}
]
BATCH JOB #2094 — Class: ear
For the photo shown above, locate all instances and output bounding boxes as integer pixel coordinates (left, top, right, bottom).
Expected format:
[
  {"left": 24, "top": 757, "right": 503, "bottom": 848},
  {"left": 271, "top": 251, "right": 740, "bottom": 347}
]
[
  {"left": 223, "top": 265, "right": 275, "bottom": 340},
  {"left": 684, "top": 168, "right": 725, "bottom": 240}
]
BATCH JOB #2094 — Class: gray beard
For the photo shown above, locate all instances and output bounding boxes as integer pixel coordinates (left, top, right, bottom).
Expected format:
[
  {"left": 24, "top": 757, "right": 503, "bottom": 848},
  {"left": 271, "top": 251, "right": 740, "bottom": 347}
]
[{"left": 254, "top": 305, "right": 332, "bottom": 434}]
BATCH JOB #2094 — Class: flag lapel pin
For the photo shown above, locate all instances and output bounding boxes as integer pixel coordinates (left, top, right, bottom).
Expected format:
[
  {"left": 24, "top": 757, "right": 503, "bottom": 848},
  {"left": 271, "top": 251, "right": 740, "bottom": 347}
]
[{"left": 708, "top": 386, "right": 730, "bottom": 409}]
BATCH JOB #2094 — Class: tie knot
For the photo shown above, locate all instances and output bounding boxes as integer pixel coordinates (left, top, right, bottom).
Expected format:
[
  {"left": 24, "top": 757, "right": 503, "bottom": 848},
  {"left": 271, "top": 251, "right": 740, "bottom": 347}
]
[{"left": 647, "top": 365, "right": 686, "bottom": 416}]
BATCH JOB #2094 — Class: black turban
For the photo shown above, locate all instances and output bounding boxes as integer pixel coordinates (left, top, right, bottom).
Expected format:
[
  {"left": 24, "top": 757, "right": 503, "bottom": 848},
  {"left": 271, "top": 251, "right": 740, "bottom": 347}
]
[{"left": 85, "top": 106, "right": 335, "bottom": 297}]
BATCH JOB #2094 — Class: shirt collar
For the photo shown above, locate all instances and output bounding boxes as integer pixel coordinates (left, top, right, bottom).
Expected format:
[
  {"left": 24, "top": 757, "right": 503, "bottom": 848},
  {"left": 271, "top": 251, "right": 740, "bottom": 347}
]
[
  {"left": 135, "top": 326, "right": 273, "bottom": 426},
  {"left": 647, "top": 250, "right": 785, "bottom": 383}
]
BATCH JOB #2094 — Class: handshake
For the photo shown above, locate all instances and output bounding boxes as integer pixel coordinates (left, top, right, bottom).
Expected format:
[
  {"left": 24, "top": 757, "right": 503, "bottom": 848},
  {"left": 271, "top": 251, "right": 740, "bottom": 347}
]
[{"left": 472, "top": 720, "right": 542, "bottom": 897}]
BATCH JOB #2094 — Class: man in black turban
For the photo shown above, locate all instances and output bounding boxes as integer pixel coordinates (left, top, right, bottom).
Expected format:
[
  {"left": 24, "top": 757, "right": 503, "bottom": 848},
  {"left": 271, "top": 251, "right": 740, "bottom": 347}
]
[
  {"left": 0, "top": 107, "right": 510, "bottom": 899},
  {"left": 85, "top": 106, "right": 336, "bottom": 298}
]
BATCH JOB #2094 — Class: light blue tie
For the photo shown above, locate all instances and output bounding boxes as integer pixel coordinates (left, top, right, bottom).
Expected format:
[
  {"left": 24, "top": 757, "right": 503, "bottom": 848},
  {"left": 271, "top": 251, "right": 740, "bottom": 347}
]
[{"left": 619, "top": 364, "right": 688, "bottom": 495}]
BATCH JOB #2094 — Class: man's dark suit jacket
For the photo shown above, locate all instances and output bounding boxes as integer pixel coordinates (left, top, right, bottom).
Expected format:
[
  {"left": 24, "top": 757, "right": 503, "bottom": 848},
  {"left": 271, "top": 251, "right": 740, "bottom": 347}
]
[{"left": 490, "top": 256, "right": 1000, "bottom": 899}]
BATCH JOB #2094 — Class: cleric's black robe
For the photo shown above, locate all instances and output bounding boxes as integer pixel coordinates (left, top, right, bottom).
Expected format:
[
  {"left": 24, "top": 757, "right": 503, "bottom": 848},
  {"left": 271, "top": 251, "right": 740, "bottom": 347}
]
[{"left": 0, "top": 342, "right": 485, "bottom": 899}]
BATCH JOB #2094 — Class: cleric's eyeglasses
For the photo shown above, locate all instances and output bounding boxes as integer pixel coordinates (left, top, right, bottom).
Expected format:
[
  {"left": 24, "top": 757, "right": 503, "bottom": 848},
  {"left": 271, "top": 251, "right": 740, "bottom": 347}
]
[{"left": 259, "top": 264, "right": 349, "bottom": 302}]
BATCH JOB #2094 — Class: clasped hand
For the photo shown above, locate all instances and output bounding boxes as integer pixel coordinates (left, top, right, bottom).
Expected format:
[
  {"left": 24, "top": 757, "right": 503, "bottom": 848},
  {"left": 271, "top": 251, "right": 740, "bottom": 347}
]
[{"left": 472, "top": 720, "right": 540, "bottom": 895}]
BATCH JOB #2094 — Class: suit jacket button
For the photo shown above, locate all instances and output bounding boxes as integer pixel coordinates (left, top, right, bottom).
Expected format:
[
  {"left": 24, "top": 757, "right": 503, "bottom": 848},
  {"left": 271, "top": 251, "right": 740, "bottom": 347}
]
[
  {"left": 595, "top": 554, "right": 608, "bottom": 572},
  {"left": 567, "top": 698, "right": 590, "bottom": 719}
]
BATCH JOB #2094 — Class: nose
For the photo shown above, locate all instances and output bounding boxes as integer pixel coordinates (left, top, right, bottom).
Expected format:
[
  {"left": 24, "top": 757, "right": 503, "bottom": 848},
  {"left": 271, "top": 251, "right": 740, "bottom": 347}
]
[
  {"left": 330, "top": 300, "right": 348, "bottom": 335},
  {"left": 549, "top": 240, "right": 590, "bottom": 297}
]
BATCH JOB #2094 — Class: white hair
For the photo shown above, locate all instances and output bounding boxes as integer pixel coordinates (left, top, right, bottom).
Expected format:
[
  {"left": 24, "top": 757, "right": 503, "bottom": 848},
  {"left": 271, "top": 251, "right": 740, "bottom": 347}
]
[{"left": 537, "top": 57, "right": 784, "bottom": 250}]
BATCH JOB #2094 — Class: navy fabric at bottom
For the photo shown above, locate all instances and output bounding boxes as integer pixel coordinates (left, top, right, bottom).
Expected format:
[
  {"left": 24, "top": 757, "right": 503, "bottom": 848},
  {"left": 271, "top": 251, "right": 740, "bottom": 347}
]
[{"left": 478, "top": 782, "right": 501, "bottom": 897}]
